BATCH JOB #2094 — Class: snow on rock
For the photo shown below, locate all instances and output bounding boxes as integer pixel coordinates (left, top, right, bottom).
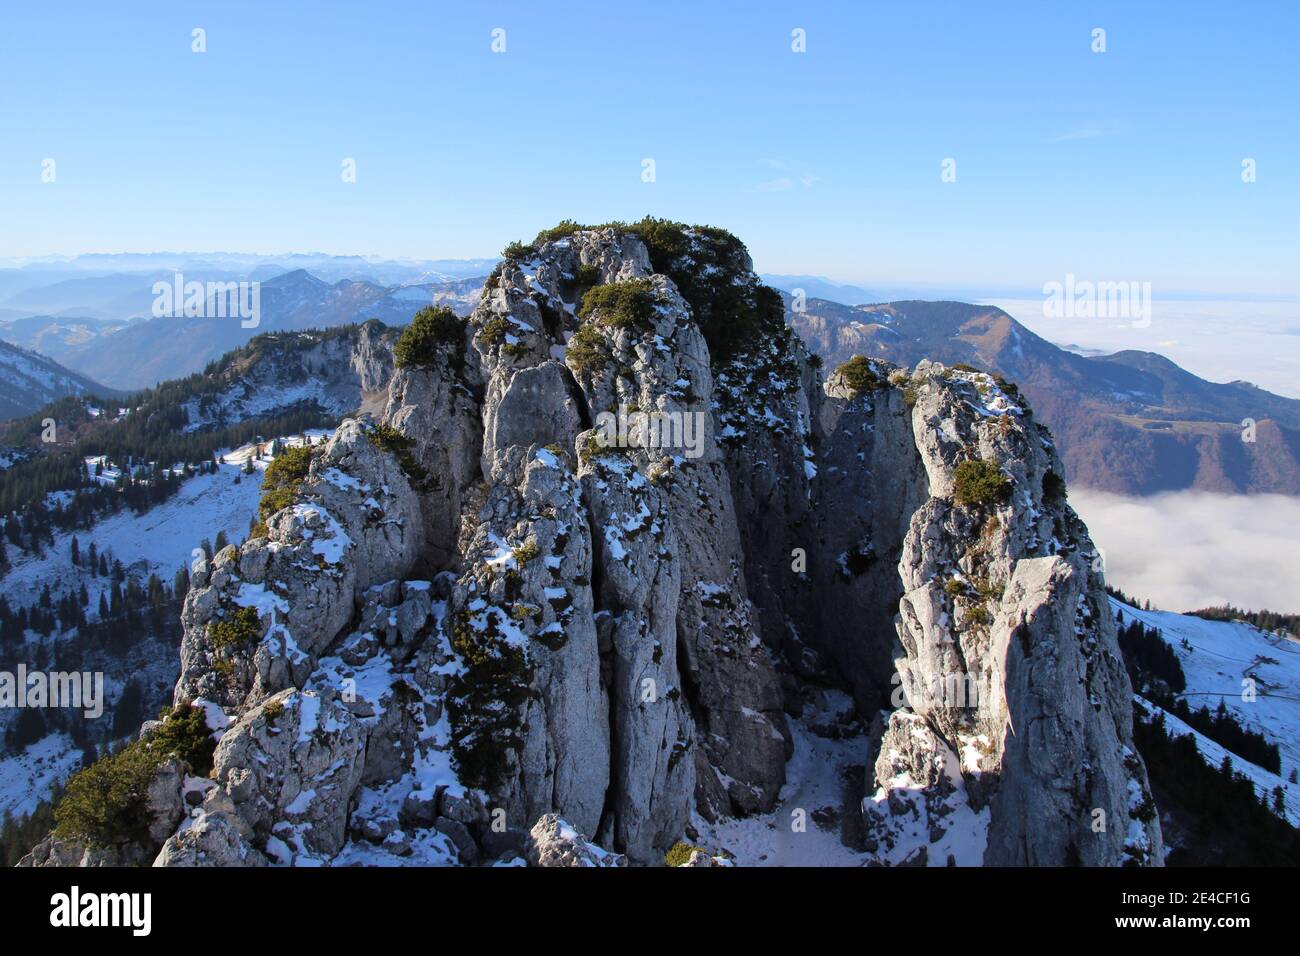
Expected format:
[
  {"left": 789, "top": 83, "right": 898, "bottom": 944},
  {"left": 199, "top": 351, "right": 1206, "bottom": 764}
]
[
  {"left": 526, "top": 814, "right": 627, "bottom": 867},
  {"left": 694, "top": 702, "right": 870, "bottom": 867},
  {"left": 862, "top": 712, "right": 990, "bottom": 866}
]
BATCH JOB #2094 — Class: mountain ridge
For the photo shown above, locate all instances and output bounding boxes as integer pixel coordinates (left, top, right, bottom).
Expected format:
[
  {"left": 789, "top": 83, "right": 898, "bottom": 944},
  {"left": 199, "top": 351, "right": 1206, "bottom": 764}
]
[
  {"left": 786, "top": 296, "right": 1300, "bottom": 495},
  {"left": 0, "top": 339, "right": 122, "bottom": 421},
  {"left": 0, "top": 273, "right": 484, "bottom": 392}
]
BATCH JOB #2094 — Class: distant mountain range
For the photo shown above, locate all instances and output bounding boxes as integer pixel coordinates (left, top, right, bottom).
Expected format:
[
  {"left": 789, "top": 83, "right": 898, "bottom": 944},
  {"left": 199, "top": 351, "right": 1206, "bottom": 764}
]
[
  {"left": 0, "top": 270, "right": 486, "bottom": 393},
  {"left": 758, "top": 274, "right": 877, "bottom": 306},
  {"left": 0, "top": 252, "right": 496, "bottom": 400},
  {"left": 784, "top": 296, "right": 1300, "bottom": 495},
  {"left": 0, "top": 251, "right": 495, "bottom": 296}
]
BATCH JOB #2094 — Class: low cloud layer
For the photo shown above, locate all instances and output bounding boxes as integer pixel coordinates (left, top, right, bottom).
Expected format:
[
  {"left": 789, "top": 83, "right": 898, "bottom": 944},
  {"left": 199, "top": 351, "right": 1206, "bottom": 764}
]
[{"left": 1069, "top": 489, "right": 1300, "bottom": 614}]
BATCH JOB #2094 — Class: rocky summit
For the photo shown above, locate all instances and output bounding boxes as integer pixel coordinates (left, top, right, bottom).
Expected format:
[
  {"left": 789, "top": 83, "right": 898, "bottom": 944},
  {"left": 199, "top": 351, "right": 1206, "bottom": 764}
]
[{"left": 24, "top": 221, "right": 1162, "bottom": 868}]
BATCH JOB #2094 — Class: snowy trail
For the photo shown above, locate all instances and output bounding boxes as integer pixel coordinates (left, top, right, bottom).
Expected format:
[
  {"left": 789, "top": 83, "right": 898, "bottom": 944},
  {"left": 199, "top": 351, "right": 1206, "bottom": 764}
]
[
  {"left": 696, "top": 696, "right": 871, "bottom": 866},
  {"left": 768, "top": 725, "right": 868, "bottom": 865}
]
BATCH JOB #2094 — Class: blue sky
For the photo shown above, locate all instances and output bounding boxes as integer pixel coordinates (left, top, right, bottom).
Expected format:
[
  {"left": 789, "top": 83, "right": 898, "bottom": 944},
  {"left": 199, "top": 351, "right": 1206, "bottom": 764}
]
[{"left": 1, "top": 0, "right": 1297, "bottom": 295}]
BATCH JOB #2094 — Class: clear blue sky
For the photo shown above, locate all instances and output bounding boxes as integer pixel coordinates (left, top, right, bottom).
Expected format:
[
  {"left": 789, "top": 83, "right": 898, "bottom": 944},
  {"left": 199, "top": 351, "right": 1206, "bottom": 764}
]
[{"left": 1, "top": 0, "right": 1296, "bottom": 295}]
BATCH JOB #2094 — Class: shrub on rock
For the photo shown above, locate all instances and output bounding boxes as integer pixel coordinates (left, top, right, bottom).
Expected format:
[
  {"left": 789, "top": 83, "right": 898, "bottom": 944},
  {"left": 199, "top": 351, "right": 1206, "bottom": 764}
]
[
  {"left": 953, "top": 459, "right": 1012, "bottom": 508},
  {"left": 395, "top": 306, "right": 465, "bottom": 369},
  {"left": 834, "top": 355, "right": 883, "bottom": 396}
]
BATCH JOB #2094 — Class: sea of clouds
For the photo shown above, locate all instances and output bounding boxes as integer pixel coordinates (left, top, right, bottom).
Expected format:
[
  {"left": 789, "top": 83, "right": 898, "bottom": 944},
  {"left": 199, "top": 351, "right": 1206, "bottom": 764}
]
[{"left": 1071, "top": 489, "right": 1300, "bottom": 614}]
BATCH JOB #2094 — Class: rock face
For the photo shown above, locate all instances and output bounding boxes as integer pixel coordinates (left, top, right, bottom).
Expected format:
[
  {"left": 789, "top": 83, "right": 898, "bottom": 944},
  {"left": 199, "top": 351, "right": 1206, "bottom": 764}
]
[
  {"left": 174, "top": 418, "right": 425, "bottom": 710},
  {"left": 861, "top": 362, "right": 1162, "bottom": 866},
  {"left": 526, "top": 814, "right": 627, "bottom": 868},
  {"left": 34, "top": 222, "right": 1161, "bottom": 868},
  {"left": 382, "top": 351, "right": 482, "bottom": 571},
  {"left": 449, "top": 446, "right": 610, "bottom": 840}
]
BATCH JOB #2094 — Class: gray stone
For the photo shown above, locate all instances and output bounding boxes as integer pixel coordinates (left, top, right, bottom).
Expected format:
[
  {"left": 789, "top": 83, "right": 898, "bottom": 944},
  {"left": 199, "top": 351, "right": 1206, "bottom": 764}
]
[
  {"left": 153, "top": 811, "right": 267, "bottom": 868},
  {"left": 434, "top": 817, "right": 479, "bottom": 864},
  {"left": 526, "top": 814, "right": 627, "bottom": 868},
  {"left": 145, "top": 757, "right": 186, "bottom": 844},
  {"left": 479, "top": 827, "right": 528, "bottom": 861}
]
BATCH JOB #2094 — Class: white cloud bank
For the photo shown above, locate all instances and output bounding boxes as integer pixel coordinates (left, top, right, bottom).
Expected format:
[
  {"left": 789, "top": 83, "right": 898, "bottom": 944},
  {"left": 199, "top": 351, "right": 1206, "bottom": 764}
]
[{"left": 1069, "top": 489, "right": 1300, "bottom": 614}]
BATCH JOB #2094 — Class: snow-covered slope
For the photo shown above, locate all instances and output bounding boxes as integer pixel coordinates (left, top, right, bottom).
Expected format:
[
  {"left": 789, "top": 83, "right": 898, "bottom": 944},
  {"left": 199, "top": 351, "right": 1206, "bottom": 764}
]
[
  {"left": 1134, "top": 697, "right": 1299, "bottom": 827},
  {"left": 3, "top": 434, "right": 326, "bottom": 613},
  {"left": 1112, "top": 598, "right": 1300, "bottom": 784},
  {"left": 0, "top": 339, "right": 116, "bottom": 420},
  {"left": 694, "top": 691, "right": 871, "bottom": 867},
  {"left": 0, "top": 734, "right": 83, "bottom": 820}
]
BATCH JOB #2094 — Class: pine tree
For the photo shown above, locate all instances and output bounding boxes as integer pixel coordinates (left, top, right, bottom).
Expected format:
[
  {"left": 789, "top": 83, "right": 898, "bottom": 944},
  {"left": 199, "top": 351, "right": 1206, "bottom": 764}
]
[
  {"left": 9, "top": 709, "right": 46, "bottom": 751},
  {"left": 113, "top": 681, "right": 145, "bottom": 737}
]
